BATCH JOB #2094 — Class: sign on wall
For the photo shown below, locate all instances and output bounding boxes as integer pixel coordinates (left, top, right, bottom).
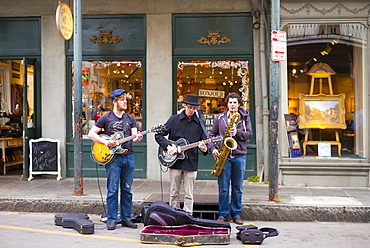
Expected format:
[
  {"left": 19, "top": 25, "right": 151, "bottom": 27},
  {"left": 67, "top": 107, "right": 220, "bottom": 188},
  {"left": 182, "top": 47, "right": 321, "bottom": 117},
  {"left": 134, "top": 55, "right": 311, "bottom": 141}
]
[
  {"left": 271, "top": 30, "right": 286, "bottom": 62},
  {"left": 55, "top": 3, "right": 74, "bottom": 40}
]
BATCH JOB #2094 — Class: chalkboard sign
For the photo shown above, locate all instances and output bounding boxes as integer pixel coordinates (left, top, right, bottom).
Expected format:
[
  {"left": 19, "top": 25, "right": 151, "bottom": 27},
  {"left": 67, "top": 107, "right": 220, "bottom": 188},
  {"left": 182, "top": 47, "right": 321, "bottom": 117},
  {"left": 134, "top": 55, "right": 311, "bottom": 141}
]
[{"left": 28, "top": 138, "right": 61, "bottom": 181}]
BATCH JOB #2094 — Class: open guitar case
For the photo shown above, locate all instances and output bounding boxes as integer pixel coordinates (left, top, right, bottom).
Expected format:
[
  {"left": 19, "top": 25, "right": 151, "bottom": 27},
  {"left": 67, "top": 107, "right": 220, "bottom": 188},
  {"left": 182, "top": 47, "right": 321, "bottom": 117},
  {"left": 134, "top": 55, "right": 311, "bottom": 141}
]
[{"left": 141, "top": 201, "right": 230, "bottom": 246}]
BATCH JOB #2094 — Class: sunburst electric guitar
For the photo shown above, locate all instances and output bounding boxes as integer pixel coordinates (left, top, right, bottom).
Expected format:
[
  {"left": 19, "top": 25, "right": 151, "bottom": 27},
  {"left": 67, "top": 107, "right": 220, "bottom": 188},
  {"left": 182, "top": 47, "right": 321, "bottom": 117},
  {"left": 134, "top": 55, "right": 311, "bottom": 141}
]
[
  {"left": 91, "top": 124, "right": 164, "bottom": 165},
  {"left": 158, "top": 136, "right": 222, "bottom": 167}
]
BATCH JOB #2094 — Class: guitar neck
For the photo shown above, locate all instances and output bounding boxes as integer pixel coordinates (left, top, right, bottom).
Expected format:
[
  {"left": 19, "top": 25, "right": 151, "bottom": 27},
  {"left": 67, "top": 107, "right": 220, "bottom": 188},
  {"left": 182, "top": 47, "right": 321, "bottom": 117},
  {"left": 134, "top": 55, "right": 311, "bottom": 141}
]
[
  {"left": 116, "top": 129, "right": 151, "bottom": 145},
  {"left": 180, "top": 138, "right": 212, "bottom": 152}
]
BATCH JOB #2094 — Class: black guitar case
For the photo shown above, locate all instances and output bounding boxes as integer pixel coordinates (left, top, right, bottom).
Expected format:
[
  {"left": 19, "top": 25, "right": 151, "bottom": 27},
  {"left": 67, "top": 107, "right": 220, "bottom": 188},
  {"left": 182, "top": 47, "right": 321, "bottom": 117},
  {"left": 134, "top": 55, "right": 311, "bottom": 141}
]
[
  {"left": 54, "top": 213, "right": 94, "bottom": 234},
  {"left": 143, "top": 201, "right": 230, "bottom": 229}
]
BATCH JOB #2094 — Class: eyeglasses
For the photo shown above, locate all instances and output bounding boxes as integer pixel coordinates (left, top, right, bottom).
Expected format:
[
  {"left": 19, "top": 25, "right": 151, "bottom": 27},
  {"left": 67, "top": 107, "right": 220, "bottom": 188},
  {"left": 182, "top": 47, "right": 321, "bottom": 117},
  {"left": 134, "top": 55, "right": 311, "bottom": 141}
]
[{"left": 186, "top": 104, "right": 198, "bottom": 110}]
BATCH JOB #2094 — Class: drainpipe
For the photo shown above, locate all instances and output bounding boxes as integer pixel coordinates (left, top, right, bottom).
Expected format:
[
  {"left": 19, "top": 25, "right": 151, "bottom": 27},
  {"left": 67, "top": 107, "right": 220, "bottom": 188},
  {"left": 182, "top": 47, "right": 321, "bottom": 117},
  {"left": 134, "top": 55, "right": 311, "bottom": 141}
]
[
  {"left": 269, "top": 0, "right": 280, "bottom": 201},
  {"left": 73, "top": 0, "right": 83, "bottom": 196},
  {"left": 259, "top": 7, "right": 270, "bottom": 182}
]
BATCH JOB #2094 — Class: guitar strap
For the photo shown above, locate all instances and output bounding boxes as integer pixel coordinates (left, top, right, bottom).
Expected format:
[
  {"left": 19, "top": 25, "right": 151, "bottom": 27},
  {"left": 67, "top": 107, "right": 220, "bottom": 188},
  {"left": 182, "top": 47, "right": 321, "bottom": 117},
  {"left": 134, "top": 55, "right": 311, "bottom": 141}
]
[
  {"left": 196, "top": 109, "right": 208, "bottom": 137},
  {"left": 121, "top": 114, "right": 127, "bottom": 140}
]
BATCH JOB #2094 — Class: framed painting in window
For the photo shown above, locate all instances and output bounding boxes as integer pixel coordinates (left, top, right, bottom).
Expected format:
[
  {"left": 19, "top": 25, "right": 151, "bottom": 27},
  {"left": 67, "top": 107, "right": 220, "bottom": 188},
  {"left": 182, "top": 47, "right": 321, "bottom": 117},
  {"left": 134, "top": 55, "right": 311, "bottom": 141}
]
[{"left": 298, "top": 93, "right": 346, "bottom": 129}]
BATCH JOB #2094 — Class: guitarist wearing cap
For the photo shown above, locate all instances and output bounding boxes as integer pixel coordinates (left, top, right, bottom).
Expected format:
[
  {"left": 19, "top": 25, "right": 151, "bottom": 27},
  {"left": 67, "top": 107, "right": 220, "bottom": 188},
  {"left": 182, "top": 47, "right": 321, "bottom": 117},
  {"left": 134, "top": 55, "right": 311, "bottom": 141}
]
[
  {"left": 155, "top": 94, "right": 208, "bottom": 215},
  {"left": 88, "top": 89, "right": 143, "bottom": 231}
]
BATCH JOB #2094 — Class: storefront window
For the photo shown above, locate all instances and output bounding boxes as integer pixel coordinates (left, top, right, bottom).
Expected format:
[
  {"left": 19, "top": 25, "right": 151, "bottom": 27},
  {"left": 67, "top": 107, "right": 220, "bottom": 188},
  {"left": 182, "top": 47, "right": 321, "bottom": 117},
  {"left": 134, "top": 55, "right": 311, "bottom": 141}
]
[
  {"left": 286, "top": 23, "right": 367, "bottom": 157},
  {"left": 176, "top": 60, "right": 250, "bottom": 131},
  {"left": 0, "top": 60, "right": 33, "bottom": 129},
  {"left": 72, "top": 60, "right": 143, "bottom": 138}
]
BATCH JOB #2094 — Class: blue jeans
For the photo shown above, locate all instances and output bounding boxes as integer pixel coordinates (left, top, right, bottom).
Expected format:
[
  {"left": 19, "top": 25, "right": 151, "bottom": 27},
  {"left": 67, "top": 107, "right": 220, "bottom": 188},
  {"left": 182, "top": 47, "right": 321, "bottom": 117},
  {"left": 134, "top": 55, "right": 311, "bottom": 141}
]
[
  {"left": 217, "top": 155, "right": 246, "bottom": 219},
  {"left": 105, "top": 153, "right": 135, "bottom": 223}
]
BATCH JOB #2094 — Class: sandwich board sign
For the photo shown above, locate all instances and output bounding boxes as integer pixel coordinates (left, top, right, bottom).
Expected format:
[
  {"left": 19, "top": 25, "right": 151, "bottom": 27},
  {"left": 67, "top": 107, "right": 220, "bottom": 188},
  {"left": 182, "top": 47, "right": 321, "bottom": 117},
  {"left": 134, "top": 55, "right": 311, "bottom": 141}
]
[{"left": 28, "top": 138, "right": 61, "bottom": 181}]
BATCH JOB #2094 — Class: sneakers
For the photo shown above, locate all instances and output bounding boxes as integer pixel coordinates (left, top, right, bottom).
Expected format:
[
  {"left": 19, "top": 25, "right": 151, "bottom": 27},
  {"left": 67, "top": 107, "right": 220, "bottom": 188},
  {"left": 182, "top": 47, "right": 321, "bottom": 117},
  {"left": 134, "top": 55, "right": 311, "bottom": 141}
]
[
  {"left": 107, "top": 222, "right": 116, "bottom": 230},
  {"left": 122, "top": 219, "right": 138, "bottom": 229}
]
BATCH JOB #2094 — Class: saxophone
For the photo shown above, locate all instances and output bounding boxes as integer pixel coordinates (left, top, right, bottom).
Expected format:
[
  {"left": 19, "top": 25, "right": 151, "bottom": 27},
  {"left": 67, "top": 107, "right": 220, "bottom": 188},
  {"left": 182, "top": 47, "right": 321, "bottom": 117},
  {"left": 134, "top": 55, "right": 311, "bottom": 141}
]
[{"left": 211, "top": 111, "right": 240, "bottom": 177}]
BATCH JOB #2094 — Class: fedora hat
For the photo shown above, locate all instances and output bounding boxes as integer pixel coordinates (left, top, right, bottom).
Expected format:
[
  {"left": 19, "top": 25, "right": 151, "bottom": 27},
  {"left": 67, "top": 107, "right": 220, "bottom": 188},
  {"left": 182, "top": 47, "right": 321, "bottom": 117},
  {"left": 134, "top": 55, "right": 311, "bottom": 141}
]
[{"left": 182, "top": 94, "right": 201, "bottom": 106}]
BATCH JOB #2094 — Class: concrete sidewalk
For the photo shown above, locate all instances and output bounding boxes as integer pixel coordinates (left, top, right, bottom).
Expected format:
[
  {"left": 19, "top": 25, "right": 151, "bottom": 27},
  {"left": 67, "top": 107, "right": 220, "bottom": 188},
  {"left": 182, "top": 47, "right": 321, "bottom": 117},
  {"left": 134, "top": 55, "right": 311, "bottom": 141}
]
[{"left": 0, "top": 175, "right": 370, "bottom": 222}]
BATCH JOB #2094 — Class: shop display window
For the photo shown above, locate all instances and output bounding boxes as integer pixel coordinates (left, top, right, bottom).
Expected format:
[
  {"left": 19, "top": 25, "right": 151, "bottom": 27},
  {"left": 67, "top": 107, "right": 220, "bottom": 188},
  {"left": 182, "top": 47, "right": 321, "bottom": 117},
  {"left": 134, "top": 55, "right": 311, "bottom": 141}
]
[
  {"left": 72, "top": 60, "right": 143, "bottom": 138},
  {"left": 286, "top": 23, "right": 367, "bottom": 157},
  {"left": 176, "top": 60, "right": 250, "bottom": 131}
]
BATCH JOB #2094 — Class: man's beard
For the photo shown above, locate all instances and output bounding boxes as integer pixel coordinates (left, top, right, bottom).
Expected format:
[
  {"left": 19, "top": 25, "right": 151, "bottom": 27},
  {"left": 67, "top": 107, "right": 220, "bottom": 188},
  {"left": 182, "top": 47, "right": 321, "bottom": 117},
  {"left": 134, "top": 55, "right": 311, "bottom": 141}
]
[{"left": 117, "top": 104, "right": 127, "bottom": 111}]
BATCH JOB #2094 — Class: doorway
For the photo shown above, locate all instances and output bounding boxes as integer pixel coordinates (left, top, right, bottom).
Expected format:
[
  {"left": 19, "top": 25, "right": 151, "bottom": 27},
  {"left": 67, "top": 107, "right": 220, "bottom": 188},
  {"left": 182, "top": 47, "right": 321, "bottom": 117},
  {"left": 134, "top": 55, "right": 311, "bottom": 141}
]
[{"left": 0, "top": 59, "right": 39, "bottom": 177}]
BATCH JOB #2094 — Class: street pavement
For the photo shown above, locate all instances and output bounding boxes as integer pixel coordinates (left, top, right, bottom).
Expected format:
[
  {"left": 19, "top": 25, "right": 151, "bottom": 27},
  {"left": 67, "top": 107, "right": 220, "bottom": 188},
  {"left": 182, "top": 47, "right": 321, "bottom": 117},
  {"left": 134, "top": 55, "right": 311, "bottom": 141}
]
[
  {"left": 0, "top": 174, "right": 370, "bottom": 222},
  {"left": 2, "top": 211, "right": 370, "bottom": 248}
]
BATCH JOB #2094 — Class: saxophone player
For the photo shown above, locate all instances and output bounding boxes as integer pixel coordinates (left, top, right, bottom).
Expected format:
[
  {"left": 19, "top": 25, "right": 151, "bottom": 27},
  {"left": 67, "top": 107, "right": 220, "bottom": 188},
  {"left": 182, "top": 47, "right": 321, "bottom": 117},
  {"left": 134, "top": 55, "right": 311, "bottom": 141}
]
[{"left": 208, "top": 92, "right": 253, "bottom": 225}]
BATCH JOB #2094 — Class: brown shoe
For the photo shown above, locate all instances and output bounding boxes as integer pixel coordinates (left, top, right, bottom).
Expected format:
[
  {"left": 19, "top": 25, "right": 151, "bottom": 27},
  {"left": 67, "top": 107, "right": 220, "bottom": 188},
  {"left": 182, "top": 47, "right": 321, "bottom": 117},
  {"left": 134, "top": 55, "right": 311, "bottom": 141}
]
[
  {"left": 233, "top": 216, "right": 243, "bottom": 225},
  {"left": 217, "top": 216, "right": 225, "bottom": 222}
]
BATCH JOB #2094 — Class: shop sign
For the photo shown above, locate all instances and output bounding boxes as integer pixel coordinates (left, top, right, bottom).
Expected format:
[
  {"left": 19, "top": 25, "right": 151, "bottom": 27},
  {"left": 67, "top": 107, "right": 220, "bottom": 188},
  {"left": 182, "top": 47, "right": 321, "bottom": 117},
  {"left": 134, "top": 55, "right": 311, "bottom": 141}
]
[
  {"left": 271, "top": 30, "right": 286, "bottom": 62},
  {"left": 198, "top": 89, "right": 225, "bottom": 98},
  {"left": 55, "top": 3, "right": 74, "bottom": 40}
]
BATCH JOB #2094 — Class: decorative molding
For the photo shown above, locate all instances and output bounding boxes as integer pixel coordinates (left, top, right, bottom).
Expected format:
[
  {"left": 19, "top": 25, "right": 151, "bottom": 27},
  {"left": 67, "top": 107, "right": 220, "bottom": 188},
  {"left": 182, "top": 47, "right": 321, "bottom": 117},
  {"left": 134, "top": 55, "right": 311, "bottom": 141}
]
[
  {"left": 281, "top": 3, "right": 370, "bottom": 16},
  {"left": 197, "top": 31, "right": 231, "bottom": 45},
  {"left": 286, "top": 23, "right": 367, "bottom": 43},
  {"left": 90, "top": 31, "right": 123, "bottom": 45}
]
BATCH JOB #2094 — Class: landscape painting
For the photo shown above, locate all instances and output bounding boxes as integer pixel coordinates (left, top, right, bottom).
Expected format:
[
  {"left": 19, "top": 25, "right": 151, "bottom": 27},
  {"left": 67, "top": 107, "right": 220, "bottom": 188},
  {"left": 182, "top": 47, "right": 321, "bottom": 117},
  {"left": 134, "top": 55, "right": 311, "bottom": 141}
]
[{"left": 298, "top": 93, "right": 346, "bottom": 129}]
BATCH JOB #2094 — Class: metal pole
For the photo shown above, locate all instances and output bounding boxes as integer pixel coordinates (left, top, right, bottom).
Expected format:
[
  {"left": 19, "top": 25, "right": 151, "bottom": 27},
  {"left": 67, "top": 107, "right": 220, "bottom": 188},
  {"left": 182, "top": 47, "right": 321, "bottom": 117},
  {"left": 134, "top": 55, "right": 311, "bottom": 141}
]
[
  {"left": 73, "top": 0, "right": 83, "bottom": 196},
  {"left": 269, "top": 0, "right": 280, "bottom": 201}
]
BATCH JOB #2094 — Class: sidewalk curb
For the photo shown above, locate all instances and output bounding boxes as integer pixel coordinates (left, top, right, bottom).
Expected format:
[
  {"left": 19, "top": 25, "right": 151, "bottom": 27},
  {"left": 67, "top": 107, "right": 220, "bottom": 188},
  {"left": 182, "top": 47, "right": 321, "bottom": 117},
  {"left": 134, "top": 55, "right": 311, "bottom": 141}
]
[
  {"left": 1, "top": 198, "right": 370, "bottom": 223},
  {"left": 243, "top": 203, "right": 370, "bottom": 222}
]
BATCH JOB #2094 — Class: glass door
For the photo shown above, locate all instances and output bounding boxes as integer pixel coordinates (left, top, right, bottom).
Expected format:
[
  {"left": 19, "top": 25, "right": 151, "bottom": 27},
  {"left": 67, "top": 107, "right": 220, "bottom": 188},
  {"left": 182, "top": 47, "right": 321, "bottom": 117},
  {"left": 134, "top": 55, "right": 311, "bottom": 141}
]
[
  {"left": 22, "top": 58, "right": 36, "bottom": 179},
  {"left": 0, "top": 58, "right": 38, "bottom": 177}
]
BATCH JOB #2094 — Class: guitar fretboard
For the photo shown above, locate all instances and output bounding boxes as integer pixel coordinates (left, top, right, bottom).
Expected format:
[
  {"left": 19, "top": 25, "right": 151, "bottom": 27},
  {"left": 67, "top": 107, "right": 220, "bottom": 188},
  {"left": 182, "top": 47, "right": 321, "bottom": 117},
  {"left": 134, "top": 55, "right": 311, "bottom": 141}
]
[
  {"left": 116, "top": 129, "right": 152, "bottom": 145},
  {"left": 179, "top": 138, "right": 212, "bottom": 152}
]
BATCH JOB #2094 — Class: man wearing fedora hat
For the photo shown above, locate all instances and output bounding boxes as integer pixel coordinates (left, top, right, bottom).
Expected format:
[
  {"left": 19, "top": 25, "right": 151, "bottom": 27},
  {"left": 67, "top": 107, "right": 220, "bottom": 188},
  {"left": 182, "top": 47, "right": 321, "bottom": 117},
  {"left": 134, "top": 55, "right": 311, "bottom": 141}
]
[
  {"left": 88, "top": 89, "right": 143, "bottom": 230},
  {"left": 155, "top": 94, "right": 208, "bottom": 214}
]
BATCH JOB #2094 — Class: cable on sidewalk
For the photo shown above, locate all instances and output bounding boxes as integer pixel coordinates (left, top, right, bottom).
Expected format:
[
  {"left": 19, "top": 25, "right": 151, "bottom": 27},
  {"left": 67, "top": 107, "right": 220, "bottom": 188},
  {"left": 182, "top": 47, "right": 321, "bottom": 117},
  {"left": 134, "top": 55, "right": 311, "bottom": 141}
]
[{"left": 94, "top": 161, "right": 107, "bottom": 218}]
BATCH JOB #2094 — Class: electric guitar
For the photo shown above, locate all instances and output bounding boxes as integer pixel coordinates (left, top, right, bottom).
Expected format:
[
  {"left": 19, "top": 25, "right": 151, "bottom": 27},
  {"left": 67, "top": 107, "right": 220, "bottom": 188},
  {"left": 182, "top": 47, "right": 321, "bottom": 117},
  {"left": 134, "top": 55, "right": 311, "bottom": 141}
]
[
  {"left": 91, "top": 124, "right": 164, "bottom": 165},
  {"left": 158, "top": 136, "right": 222, "bottom": 167}
]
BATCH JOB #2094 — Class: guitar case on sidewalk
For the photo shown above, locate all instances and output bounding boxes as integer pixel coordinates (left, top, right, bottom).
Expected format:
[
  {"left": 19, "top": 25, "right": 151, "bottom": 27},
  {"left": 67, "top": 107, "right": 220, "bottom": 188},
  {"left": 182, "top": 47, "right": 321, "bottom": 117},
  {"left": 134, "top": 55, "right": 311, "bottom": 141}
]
[
  {"left": 143, "top": 201, "right": 230, "bottom": 229},
  {"left": 54, "top": 213, "right": 94, "bottom": 234}
]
